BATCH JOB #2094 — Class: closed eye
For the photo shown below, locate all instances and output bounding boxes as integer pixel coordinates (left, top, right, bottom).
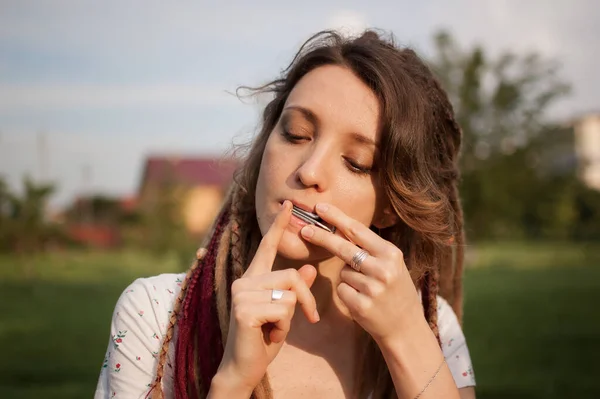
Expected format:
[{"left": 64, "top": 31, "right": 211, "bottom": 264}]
[
  {"left": 281, "top": 129, "right": 310, "bottom": 143},
  {"left": 344, "top": 157, "right": 373, "bottom": 175},
  {"left": 281, "top": 127, "right": 372, "bottom": 175}
]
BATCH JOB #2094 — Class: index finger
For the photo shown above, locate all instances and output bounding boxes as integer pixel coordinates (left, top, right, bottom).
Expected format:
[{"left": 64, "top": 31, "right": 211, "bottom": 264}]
[
  {"left": 314, "top": 203, "right": 390, "bottom": 256},
  {"left": 245, "top": 200, "right": 292, "bottom": 276}
]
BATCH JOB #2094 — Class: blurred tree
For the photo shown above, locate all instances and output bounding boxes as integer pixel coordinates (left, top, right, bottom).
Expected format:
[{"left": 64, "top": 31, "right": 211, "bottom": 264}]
[
  {"left": 0, "top": 177, "right": 11, "bottom": 249},
  {"left": 0, "top": 176, "right": 63, "bottom": 275},
  {"left": 427, "top": 31, "right": 600, "bottom": 241},
  {"left": 64, "top": 194, "right": 141, "bottom": 227},
  {"left": 6, "top": 176, "right": 57, "bottom": 253}
]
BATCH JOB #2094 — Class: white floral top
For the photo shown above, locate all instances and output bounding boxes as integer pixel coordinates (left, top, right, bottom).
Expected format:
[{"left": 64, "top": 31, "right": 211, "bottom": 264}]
[{"left": 94, "top": 273, "right": 476, "bottom": 398}]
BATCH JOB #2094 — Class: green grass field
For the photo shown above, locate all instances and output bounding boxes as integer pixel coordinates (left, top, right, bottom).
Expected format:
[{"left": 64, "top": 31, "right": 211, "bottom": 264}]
[{"left": 0, "top": 243, "right": 598, "bottom": 398}]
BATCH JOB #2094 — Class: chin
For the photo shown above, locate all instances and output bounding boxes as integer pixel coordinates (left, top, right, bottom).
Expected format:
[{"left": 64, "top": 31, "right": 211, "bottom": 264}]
[{"left": 276, "top": 229, "right": 329, "bottom": 262}]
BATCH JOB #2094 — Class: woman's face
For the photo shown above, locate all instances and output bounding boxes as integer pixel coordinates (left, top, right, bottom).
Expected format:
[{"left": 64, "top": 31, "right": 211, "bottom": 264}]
[{"left": 255, "top": 65, "right": 387, "bottom": 261}]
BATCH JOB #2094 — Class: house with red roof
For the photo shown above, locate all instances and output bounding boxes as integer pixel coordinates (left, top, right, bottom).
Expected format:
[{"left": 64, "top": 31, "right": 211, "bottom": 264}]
[{"left": 137, "top": 156, "right": 239, "bottom": 235}]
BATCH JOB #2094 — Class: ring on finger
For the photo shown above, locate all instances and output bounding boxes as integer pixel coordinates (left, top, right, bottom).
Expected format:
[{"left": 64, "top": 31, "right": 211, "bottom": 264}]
[
  {"left": 271, "top": 289, "right": 284, "bottom": 302},
  {"left": 350, "top": 249, "right": 370, "bottom": 273}
]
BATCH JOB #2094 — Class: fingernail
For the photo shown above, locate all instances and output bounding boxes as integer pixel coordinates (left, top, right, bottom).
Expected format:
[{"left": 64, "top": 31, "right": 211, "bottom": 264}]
[
  {"left": 313, "top": 309, "right": 320, "bottom": 322},
  {"left": 301, "top": 226, "right": 314, "bottom": 238},
  {"left": 316, "top": 203, "right": 328, "bottom": 213}
]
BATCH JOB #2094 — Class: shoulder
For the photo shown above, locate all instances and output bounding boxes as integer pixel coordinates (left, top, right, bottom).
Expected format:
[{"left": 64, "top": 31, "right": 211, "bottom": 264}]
[
  {"left": 94, "top": 273, "right": 186, "bottom": 398},
  {"left": 118, "top": 273, "right": 186, "bottom": 309},
  {"left": 436, "top": 295, "right": 476, "bottom": 388},
  {"left": 114, "top": 273, "right": 186, "bottom": 331},
  {"left": 123, "top": 272, "right": 186, "bottom": 298}
]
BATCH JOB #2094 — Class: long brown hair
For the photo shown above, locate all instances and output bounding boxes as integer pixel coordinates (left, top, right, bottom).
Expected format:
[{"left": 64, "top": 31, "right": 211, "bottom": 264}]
[{"left": 149, "top": 29, "right": 465, "bottom": 399}]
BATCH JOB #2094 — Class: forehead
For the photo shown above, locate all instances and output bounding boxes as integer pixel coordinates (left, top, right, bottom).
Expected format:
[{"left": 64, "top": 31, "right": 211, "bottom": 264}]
[{"left": 284, "top": 65, "right": 380, "bottom": 138}]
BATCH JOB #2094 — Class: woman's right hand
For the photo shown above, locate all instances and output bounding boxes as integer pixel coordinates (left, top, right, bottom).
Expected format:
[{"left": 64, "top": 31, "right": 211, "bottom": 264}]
[{"left": 210, "top": 200, "right": 320, "bottom": 397}]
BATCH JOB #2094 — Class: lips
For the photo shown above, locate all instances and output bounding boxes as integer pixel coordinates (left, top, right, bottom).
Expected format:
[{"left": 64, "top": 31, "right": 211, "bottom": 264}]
[
  {"left": 283, "top": 200, "right": 316, "bottom": 214},
  {"left": 281, "top": 200, "right": 336, "bottom": 234}
]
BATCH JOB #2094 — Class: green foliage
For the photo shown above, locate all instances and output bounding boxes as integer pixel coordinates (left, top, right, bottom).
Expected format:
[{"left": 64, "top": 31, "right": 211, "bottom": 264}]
[
  {"left": 430, "top": 31, "right": 600, "bottom": 241},
  {"left": 463, "top": 262, "right": 600, "bottom": 398},
  {"left": 0, "top": 250, "right": 182, "bottom": 398},
  {"left": 63, "top": 195, "right": 141, "bottom": 227},
  {"left": 0, "top": 173, "right": 198, "bottom": 267},
  {"left": 1, "top": 246, "right": 599, "bottom": 398},
  {"left": 0, "top": 175, "right": 61, "bottom": 254},
  {"left": 0, "top": 178, "right": 11, "bottom": 246}
]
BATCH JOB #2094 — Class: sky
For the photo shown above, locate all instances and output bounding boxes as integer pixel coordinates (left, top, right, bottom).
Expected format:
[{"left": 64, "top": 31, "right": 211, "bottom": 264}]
[{"left": 0, "top": 0, "right": 598, "bottom": 208}]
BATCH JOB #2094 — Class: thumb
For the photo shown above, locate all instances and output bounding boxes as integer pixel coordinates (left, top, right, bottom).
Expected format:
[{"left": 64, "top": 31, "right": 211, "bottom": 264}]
[{"left": 298, "top": 264, "right": 317, "bottom": 288}]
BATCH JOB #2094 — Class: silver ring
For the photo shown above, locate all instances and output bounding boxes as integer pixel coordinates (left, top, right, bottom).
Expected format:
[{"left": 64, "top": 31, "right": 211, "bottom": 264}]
[
  {"left": 350, "top": 249, "right": 369, "bottom": 273},
  {"left": 271, "top": 289, "right": 284, "bottom": 302}
]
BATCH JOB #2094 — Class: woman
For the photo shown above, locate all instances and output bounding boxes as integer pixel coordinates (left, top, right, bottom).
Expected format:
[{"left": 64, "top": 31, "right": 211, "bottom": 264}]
[{"left": 95, "top": 30, "right": 476, "bottom": 399}]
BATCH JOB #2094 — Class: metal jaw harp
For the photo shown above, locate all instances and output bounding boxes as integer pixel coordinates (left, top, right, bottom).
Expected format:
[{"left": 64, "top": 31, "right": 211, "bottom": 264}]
[{"left": 291, "top": 205, "right": 336, "bottom": 234}]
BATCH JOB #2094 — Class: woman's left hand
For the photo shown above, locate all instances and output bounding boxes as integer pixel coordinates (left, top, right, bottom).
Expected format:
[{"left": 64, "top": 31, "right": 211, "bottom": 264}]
[{"left": 299, "top": 203, "right": 423, "bottom": 344}]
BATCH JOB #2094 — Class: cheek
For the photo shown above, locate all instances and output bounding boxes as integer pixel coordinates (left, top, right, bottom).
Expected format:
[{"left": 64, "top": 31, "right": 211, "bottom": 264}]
[
  {"left": 258, "top": 142, "right": 282, "bottom": 185},
  {"left": 255, "top": 138, "right": 286, "bottom": 234},
  {"left": 332, "top": 179, "right": 378, "bottom": 226}
]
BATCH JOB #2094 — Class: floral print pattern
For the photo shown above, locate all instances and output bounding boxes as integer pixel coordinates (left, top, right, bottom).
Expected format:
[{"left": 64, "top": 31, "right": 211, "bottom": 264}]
[
  {"left": 102, "top": 352, "right": 109, "bottom": 369},
  {"left": 112, "top": 330, "right": 127, "bottom": 349}
]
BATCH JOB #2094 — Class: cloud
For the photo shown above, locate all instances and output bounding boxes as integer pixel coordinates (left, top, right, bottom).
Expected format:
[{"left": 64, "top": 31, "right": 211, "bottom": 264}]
[
  {"left": 2, "top": 0, "right": 599, "bottom": 208},
  {"left": 326, "top": 10, "right": 369, "bottom": 36},
  {"left": 0, "top": 1, "right": 316, "bottom": 56},
  {"left": 0, "top": 83, "right": 240, "bottom": 110},
  {"left": 0, "top": 129, "right": 240, "bottom": 208},
  {"left": 371, "top": 0, "right": 600, "bottom": 117}
]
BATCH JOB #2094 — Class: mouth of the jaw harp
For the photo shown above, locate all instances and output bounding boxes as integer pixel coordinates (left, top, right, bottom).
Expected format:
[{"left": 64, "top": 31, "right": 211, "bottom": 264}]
[
  {"left": 291, "top": 205, "right": 336, "bottom": 233},
  {"left": 291, "top": 205, "right": 319, "bottom": 220}
]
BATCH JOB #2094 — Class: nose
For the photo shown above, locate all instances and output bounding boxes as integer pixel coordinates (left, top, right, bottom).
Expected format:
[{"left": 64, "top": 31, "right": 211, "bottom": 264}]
[{"left": 295, "top": 146, "right": 331, "bottom": 191}]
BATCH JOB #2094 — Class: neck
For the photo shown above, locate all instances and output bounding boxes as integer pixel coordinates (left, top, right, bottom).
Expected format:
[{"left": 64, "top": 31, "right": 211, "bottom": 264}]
[
  {"left": 273, "top": 253, "right": 353, "bottom": 322},
  {"left": 271, "top": 253, "right": 360, "bottom": 364}
]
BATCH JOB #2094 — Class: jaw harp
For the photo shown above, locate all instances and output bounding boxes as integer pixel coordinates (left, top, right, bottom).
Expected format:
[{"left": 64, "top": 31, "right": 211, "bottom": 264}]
[{"left": 292, "top": 205, "right": 336, "bottom": 234}]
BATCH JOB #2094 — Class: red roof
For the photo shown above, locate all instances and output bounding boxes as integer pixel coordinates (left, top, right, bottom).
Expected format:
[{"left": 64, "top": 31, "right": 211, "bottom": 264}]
[
  {"left": 139, "top": 156, "right": 239, "bottom": 193},
  {"left": 119, "top": 195, "right": 138, "bottom": 212},
  {"left": 67, "top": 224, "right": 121, "bottom": 249}
]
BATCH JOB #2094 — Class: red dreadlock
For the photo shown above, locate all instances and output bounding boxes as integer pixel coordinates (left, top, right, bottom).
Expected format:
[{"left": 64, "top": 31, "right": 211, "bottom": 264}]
[{"left": 174, "top": 208, "right": 230, "bottom": 398}]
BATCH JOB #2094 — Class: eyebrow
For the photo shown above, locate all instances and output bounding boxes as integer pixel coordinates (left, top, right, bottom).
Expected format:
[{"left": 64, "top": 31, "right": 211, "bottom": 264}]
[
  {"left": 348, "top": 132, "right": 377, "bottom": 149},
  {"left": 283, "top": 105, "right": 378, "bottom": 149},
  {"left": 283, "top": 105, "right": 319, "bottom": 128}
]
